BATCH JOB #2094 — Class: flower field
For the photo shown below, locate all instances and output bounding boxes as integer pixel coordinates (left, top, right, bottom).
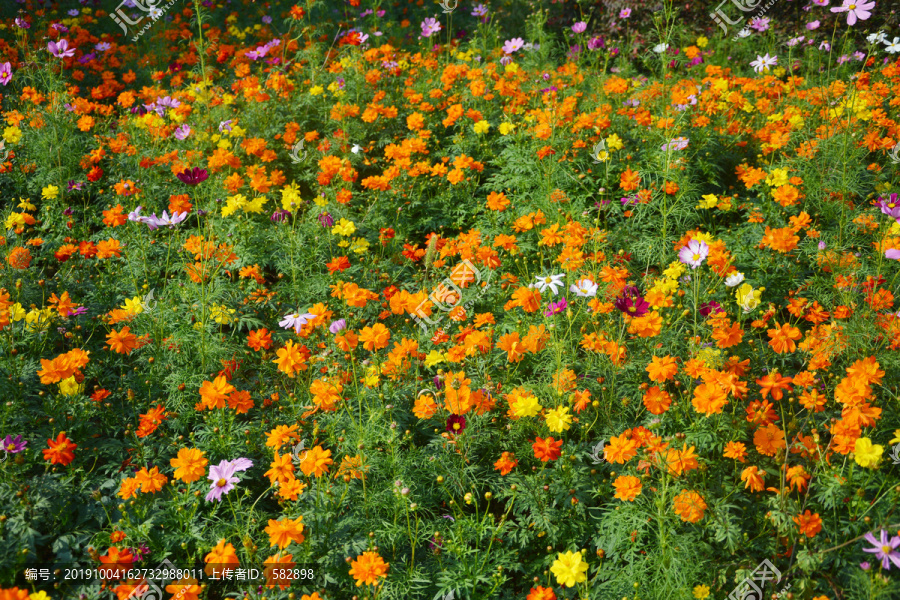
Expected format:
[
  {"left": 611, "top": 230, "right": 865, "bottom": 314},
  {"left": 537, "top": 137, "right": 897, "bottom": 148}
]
[{"left": 3, "top": 1, "right": 900, "bottom": 599}]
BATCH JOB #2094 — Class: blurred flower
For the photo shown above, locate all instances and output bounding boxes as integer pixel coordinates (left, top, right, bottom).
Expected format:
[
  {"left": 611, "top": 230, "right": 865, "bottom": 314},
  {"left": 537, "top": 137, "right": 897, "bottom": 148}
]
[
  {"left": 503, "top": 38, "right": 525, "bottom": 54},
  {"left": 807, "top": 20, "right": 821, "bottom": 29},
  {"left": 725, "top": 272, "right": 744, "bottom": 287},
  {"left": 420, "top": 18, "right": 441, "bottom": 38},
  {"left": 853, "top": 437, "right": 883, "bottom": 468},
  {"left": 0, "top": 62, "right": 11, "bottom": 86},
  {"left": 830, "top": 0, "right": 875, "bottom": 25},
  {"left": 699, "top": 301, "right": 724, "bottom": 317},
  {"left": 572, "top": 22, "right": 587, "bottom": 34},
  {"left": 271, "top": 209, "right": 291, "bottom": 223},
  {"left": 318, "top": 212, "right": 335, "bottom": 228},
  {"left": 173, "top": 125, "right": 191, "bottom": 140},
  {"left": 750, "top": 53, "right": 778, "bottom": 73},
  {"left": 619, "top": 8, "right": 632, "bottom": 18}
]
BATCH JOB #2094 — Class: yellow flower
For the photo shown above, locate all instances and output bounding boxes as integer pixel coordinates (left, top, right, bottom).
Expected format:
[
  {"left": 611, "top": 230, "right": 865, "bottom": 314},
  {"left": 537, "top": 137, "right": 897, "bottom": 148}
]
[
  {"left": 122, "top": 296, "right": 144, "bottom": 316},
  {"left": 513, "top": 394, "right": 541, "bottom": 418},
  {"left": 222, "top": 194, "right": 247, "bottom": 217},
  {"left": 243, "top": 196, "right": 268, "bottom": 214},
  {"left": 364, "top": 365, "right": 380, "bottom": 388},
  {"left": 663, "top": 261, "right": 686, "bottom": 280},
  {"left": 424, "top": 350, "right": 445, "bottom": 368},
  {"left": 331, "top": 218, "right": 356, "bottom": 236},
  {"left": 696, "top": 36, "right": 709, "bottom": 48},
  {"left": 853, "top": 437, "right": 883, "bottom": 469},
  {"left": 765, "top": 168, "right": 790, "bottom": 188},
  {"left": 888, "top": 429, "right": 900, "bottom": 446},
  {"left": 59, "top": 375, "right": 85, "bottom": 397},
  {"left": 693, "top": 584, "right": 711, "bottom": 599},
  {"left": 280, "top": 182, "right": 302, "bottom": 211},
  {"left": 10, "top": 302, "right": 26, "bottom": 322},
  {"left": 606, "top": 133, "right": 624, "bottom": 151},
  {"left": 17, "top": 198, "right": 36, "bottom": 211},
  {"left": 545, "top": 406, "right": 572, "bottom": 433},
  {"left": 42, "top": 185, "right": 60, "bottom": 200},
  {"left": 736, "top": 283, "right": 762, "bottom": 313},
  {"left": 699, "top": 194, "right": 718, "bottom": 209},
  {"left": 498, "top": 122, "right": 515, "bottom": 135},
  {"left": 30, "top": 592, "right": 52, "bottom": 600},
  {"left": 310, "top": 85, "right": 325, "bottom": 95},
  {"left": 504, "top": 62, "right": 518, "bottom": 73},
  {"left": 3, "top": 125, "right": 22, "bottom": 143},
  {"left": 211, "top": 304, "right": 237, "bottom": 325},
  {"left": 313, "top": 194, "right": 328, "bottom": 207},
  {"left": 550, "top": 550, "right": 588, "bottom": 588},
  {"left": 474, "top": 120, "right": 490, "bottom": 134}
]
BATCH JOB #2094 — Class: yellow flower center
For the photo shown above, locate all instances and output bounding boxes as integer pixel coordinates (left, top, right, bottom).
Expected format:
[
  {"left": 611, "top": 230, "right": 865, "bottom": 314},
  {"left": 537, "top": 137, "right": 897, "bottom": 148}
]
[
  {"left": 453, "top": 423, "right": 460, "bottom": 430},
  {"left": 692, "top": 253, "right": 701, "bottom": 261},
  {"left": 217, "top": 478, "right": 228, "bottom": 487},
  {"left": 6, "top": 444, "right": 14, "bottom": 451},
  {"left": 883, "top": 545, "right": 892, "bottom": 554},
  {"left": 545, "top": 277, "right": 552, "bottom": 283}
]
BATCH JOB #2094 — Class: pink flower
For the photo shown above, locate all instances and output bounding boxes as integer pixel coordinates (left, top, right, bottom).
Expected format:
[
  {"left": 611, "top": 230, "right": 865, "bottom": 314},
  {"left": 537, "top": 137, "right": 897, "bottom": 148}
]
[
  {"left": 678, "top": 239, "right": 709, "bottom": 269},
  {"left": 885, "top": 249, "right": 900, "bottom": 260},
  {"left": 572, "top": 22, "right": 587, "bottom": 34},
  {"left": 862, "top": 530, "right": 900, "bottom": 570},
  {"left": 502, "top": 38, "right": 525, "bottom": 55},
  {"left": 619, "top": 8, "right": 632, "bottom": 18},
  {"left": 830, "top": 0, "right": 875, "bottom": 26},
  {"left": 0, "top": 62, "right": 11, "bottom": 86},
  {"left": 205, "top": 458, "right": 253, "bottom": 502},
  {"left": 48, "top": 39, "right": 76, "bottom": 58}
]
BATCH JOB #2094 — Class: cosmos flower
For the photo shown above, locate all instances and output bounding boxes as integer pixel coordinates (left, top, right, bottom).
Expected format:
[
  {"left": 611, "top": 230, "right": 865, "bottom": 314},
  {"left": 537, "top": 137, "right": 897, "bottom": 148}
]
[
  {"left": 48, "top": 39, "right": 76, "bottom": 58},
  {"left": 420, "top": 18, "right": 441, "bottom": 38},
  {"left": 678, "top": 239, "right": 709, "bottom": 268},
  {"left": 2, "top": 434, "right": 27, "bottom": 454},
  {"left": 329, "top": 319, "right": 347, "bottom": 334},
  {"left": 571, "top": 22, "right": 587, "bottom": 34},
  {"left": 750, "top": 53, "right": 778, "bottom": 73},
  {"left": 503, "top": 38, "right": 525, "bottom": 54},
  {"left": 176, "top": 167, "right": 209, "bottom": 186},
  {"left": 533, "top": 274, "right": 565, "bottom": 296},
  {"left": 570, "top": 279, "right": 598, "bottom": 297},
  {"left": 280, "top": 311, "right": 316, "bottom": 334},
  {"left": 0, "top": 62, "right": 11, "bottom": 86},
  {"left": 205, "top": 458, "right": 253, "bottom": 502},
  {"left": 862, "top": 530, "right": 900, "bottom": 570},
  {"left": 544, "top": 297, "right": 567, "bottom": 317},
  {"left": 614, "top": 286, "right": 650, "bottom": 317},
  {"left": 446, "top": 414, "right": 466, "bottom": 433},
  {"left": 830, "top": 0, "right": 875, "bottom": 25}
]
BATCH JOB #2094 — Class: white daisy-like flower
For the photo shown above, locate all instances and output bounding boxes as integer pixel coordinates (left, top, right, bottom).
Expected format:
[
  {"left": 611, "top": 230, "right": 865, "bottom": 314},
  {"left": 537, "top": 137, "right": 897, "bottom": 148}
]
[
  {"left": 570, "top": 279, "right": 598, "bottom": 298},
  {"left": 725, "top": 272, "right": 745, "bottom": 288},
  {"left": 534, "top": 274, "right": 565, "bottom": 296}
]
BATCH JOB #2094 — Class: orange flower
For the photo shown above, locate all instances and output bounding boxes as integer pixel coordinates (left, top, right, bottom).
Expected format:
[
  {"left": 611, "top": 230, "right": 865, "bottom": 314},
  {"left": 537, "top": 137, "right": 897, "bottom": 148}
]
[
  {"left": 756, "top": 372, "right": 793, "bottom": 400},
  {"left": 613, "top": 475, "right": 642, "bottom": 501},
  {"left": 793, "top": 510, "right": 822, "bottom": 538},
  {"left": 247, "top": 328, "right": 273, "bottom": 351},
  {"left": 299, "top": 445, "right": 333, "bottom": 477},
  {"left": 672, "top": 490, "right": 707, "bottom": 523},
  {"left": 740, "top": 465, "right": 766, "bottom": 492},
  {"left": 7, "top": 247, "right": 32, "bottom": 269},
  {"left": 642, "top": 386, "right": 672, "bottom": 415},
  {"left": 102, "top": 204, "right": 128, "bottom": 227},
  {"left": 134, "top": 466, "right": 167, "bottom": 493},
  {"left": 620, "top": 166, "right": 640, "bottom": 191},
  {"left": 165, "top": 578, "right": 202, "bottom": 600},
  {"left": 412, "top": 393, "right": 438, "bottom": 419},
  {"left": 723, "top": 441, "right": 747, "bottom": 463},
  {"left": 273, "top": 340, "right": 309, "bottom": 377},
  {"left": 170, "top": 448, "right": 208, "bottom": 483},
  {"left": 43, "top": 431, "right": 77, "bottom": 466},
  {"left": 265, "top": 451, "right": 296, "bottom": 486},
  {"left": 263, "top": 552, "right": 296, "bottom": 590},
  {"left": 532, "top": 436, "right": 563, "bottom": 462},
  {"left": 691, "top": 382, "right": 728, "bottom": 416},
  {"left": 494, "top": 451, "right": 518, "bottom": 476},
  {"left": 106, "top": 326, "right": 139, "bottom": 355},
  {"left": 199, "top": 376, "right": 236, "bottom": 410},
  {"left": 767, "top": 322, "right": 801, "bottom": 354},
  {"left": 604, "top": 433, "right": 638, "bottom": 464},
  {"left": 753, "top": 423, "right": 786, "bottom": 457},
  {"left": 359, "top": 323, "right": 391, "bottom": 351},
  {"left": 204, "top": 539, "right": 240, "bottom": 578},
  {"left": 646, "top": 355, "right": 678, "bottom": 383},
  {"left": 526, "top": 586, "right": 557, "bottom": 600},
  {"left": 349, "top": 551, "right": 389, "bottom": 587},
  {"left": 99, "top": 546, "right": 134, "bottom": 579},
  {"left": 486, "top": 191, "right": 510, "bottom": 211},
  {"left": 265, "top": 516, "right": 305, "bottom": 549}
]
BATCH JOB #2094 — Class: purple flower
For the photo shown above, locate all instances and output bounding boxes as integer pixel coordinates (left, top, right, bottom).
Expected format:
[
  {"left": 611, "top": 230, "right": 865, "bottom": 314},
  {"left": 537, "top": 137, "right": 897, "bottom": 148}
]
[
  {"left": 271, "top": 209, "right": 291, "bottom": 223},
  {"left": 280, "top": 311, "right": 316, "bottom": 334},
  {"left": 219, "top": 120, "right": 233, "bottom": 133},
  {"left": 446, "top": 414, "right": 466, "bottom": 433},
  {"left": 878, "top": 194, "right": 900, "bottom": 220},
  {"left": 96, "top": 42, "right": 112, "bottom": 52},
  {"left": 176, "top": 167, "right": 208, "bottom": 186},
  {"left": 205, "top": 458, "right": 253, "bottom": 502},
  {"left": 173, "top": 125, "right": 191, "bottom": 140},
  {"left": 63, "top": 206, "right": 75, "bottom": 216},
  {"left": 699, "top": 301, "right": 724, "bottom": 317},
  {"left": 48, "top": 39, "right": 76, "bottom": 59},
  {"left": 318, "top": 212, "right": 335, "bottom": 228},
  {"left": 544, "top": 297, "right": 568, "bottom": 317},
  {"left": 502, "top": 38, "right": 524, "bottom": 55},
  {"left": 71, "top": 307, "right": 88, "bottom": 316},
  {"left": 818, "top": 241, "right": 827, "bottom": 250},
  {"left": 830, "top": 0, "right": 875, "bottom": 25},
  {"left": 14, "top": 18, "right": 30, "bottom": 29},
  {"left": 433, "top": 375, "right": 444, "bottom": 390},
  {"left": 614, "top": 286, "right": 650, "bottom": 317},
  {"left": 471, "top": 4, "right": 488, "bottom": 17},
  {"left": 420, "top": 18, "right": 441, "bottom": 38},
  {"left": 588, "top": 36, "right": 605, "bottom": 51},
  {"left": 749, "top": 17, "right": 770, "bottom": 32},
  {"left": 862, "top": 530, "right": 900, "bottom": 570},
  {"left": 0, "top": 62, "right": 11, "bottom": 86},
  {"left": 571, "top": 22, "right": 587, "bottom": 34},
  {"left": 806, "top": 20, "right": 821, "bottom": 30},
  {"left": 678, "top": 239, "right": 709, "bottom": 269},
  {"left": 146, "top": 211, "right": 188, "bottom": 229},
  {"left": 329, "top": 319, "right": 347, "bottom": 334},
  {"left": 2, "top": 435, "right": 27, "bottom": 454},
  {"left": 860, "top": 562, "right": 871, "bottom": 571}
]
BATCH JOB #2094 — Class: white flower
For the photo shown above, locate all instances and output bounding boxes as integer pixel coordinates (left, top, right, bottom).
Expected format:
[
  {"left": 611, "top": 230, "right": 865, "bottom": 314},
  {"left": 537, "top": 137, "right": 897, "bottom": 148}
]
[
  {"left": 725, "top": 272, "right": 745, "bottom": 287},
  {"left": 736, "top": 29, "right": 752, "bottom": 39},
  {"left": 351, "top": 144, "right": 361, "bottom": 154},
  {"left": 885, "top": 37, "right": 900, "bottom": 54},
  {"left": 570, "top": 279, "right": 598, "bottom": 298},
  {"left": 534, "top": 274, "right": 565, "bottom": 296},
  {"left": 279, "top": 311, "right": 316, "bottom": 334},
  {"left": 653, "top": 43, "right": 669, "bottom": 53},
  {"left": 750, "top": 53, "right": 777, "bottom": 74},
  {"left": 867, "top": 31, "right": 887, "bottom": 45}
]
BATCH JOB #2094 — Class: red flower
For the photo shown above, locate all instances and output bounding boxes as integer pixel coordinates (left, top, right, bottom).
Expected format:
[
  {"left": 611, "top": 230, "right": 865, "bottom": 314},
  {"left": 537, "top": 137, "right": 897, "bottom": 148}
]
[
  {"left": 43, "top": 431, "right": 77, "bottom": 466},
  {"left": 532, "top": 436, "right": 563, "bottom": 462}
]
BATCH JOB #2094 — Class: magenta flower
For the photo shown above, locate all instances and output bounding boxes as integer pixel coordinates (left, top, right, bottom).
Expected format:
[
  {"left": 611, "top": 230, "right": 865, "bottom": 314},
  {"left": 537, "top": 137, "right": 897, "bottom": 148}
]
[
  {"left": 446, "top": 414, "right": 466, "bottom": 433},
  {"left": 614, "top": 286, "right": 649, "bottom": 317},
  {"left": 878, "top": 193, "right": 900, "bottom": 219},
  {"left": 700, "top": 301, "right": 724, "bottom": 317},
  {"left": 48, "top": 39, "right": 76, "bottom": 58},
  {"left": 544, "top": 297, "right": 568, "bottom": 317},
  {"left": 572, "top": 22, "right": 587, "bottom": 34},
  {"left": 830, "top": 0, "right": 875, "bottom": 25},
  {"left": 0, "top": 62, "right": 11, "bottom": 86},
  {"left": 2, "top": 435, "right": 27, "bottom": 454},
  {"left": 619, "top": 8, "right": 632, "bottom": 18},
  {"left": 176, "top": 167, "right": 209, "bottom": 185},
  {"left": 862, "top": 530, "right": 900, "bottom": 570},
  {"left": 678, "top": 239, "right": 709, "bottom": 269},
  {"left": 173, "top": 124, "right": 191, "bottom": 140},
  {"left": 205, "top": 458, "right": 253, "bottom": 502}
]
